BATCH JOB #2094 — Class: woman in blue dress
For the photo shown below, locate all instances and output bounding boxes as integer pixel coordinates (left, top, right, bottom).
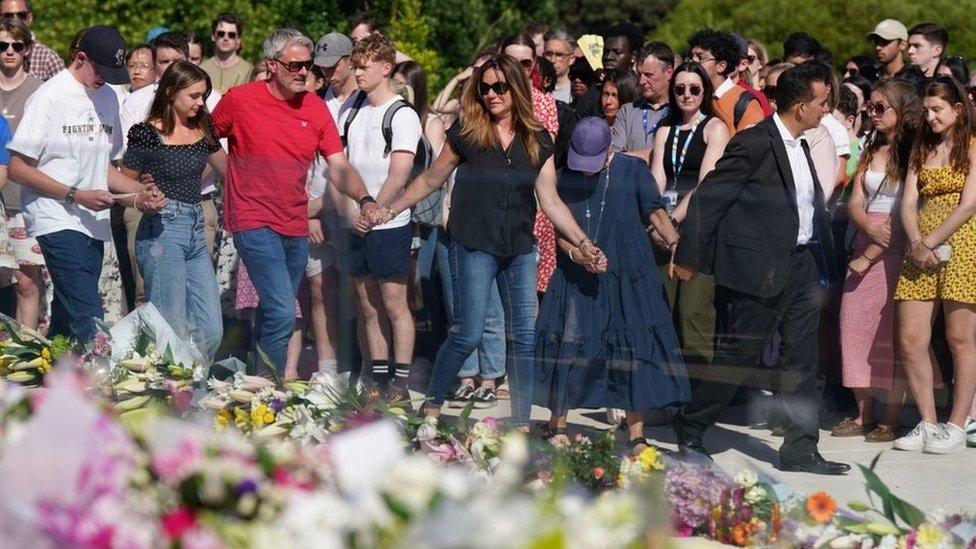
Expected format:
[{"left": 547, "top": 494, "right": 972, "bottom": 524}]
[{"left": 535, "top": 117, "right": 690, "bottom": 453}]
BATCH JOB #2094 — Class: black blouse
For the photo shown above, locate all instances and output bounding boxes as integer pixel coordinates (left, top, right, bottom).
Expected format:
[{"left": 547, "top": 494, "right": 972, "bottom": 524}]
[
  {"left": 446, "top": 123, "right": 554, "bottom": 257},
  {"left": 123, "top": 122, "right": 220, "bottom": 204},
  {"left": 662, "top": 116, "right": 710, "bottom": 196}
]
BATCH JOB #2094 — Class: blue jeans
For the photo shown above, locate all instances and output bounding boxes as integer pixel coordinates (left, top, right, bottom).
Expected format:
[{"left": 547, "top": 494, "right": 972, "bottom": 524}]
[
  {"left": 427, "top": 243, "right": 536, "bottom": 425},
  {"left": 136, "top": 201, "right": 223, "bottom": 360},
  {"left": 36, "top": 229, "right": 104, "bottom": 342},
  {"left": 433, "top": 229, "right": 505, "bottom": 379},
  {"left": 234, "top": 227, "right": 309, "bottom": 374}
]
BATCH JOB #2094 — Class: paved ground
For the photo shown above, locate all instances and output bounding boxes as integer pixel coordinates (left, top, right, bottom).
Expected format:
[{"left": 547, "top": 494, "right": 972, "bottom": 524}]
[{"left": 429, "top": 388, "right": 976, "bottom": 515}]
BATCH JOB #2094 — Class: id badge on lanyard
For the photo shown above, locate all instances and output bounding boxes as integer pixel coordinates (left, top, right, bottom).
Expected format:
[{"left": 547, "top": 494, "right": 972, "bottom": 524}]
[{"left": 663, "top": 190, "right": 679, "bottom": 214}]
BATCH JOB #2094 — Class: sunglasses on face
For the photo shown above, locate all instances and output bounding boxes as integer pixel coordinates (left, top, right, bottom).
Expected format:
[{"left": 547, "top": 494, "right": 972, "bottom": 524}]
[
  {"left": 478, "top": 81, "right": 510, "bottom": 96},
  {"left": 275, "top": 58, "right": 313, "bottom": 72},
  {"left": 872, "top": 37, "right": 894, "bottom": 48},
  {"left": 0, "top": 41, "right": 25, "bottom": 53},
  {"left": 673, "top": 84, "right": 702, "bottom": 97},
  {"left": 845, "top": 67, "right": 859, "bottom": 77},
  {"left": 867, "top": 102, "right": 893, "bottom": 117},
  {"left": 745, "top": 54, "right": 757, "bottom": 63},
  {"left": 516, "top": 58, "right": 533, "bottom": 70},
  {"left": 763, "top": 85, "right": 777, "bottom": 98},
  {"left": 0, "top": 11, "right": 27, "bottom": 20},
  {"left": 216, "top": 31, "right": 238, "bottom": 39}
]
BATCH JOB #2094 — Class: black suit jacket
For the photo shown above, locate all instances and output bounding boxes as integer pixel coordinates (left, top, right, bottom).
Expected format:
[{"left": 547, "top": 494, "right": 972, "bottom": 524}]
[{"left": 675, "top": 116, "right": 840, "bottom": 298}]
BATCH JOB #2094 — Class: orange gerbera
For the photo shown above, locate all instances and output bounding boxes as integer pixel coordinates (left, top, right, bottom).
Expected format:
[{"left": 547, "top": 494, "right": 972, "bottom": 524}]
[
  {"left": 806, "top": 492, "right": 837, "bottom": 523},
  {"left": 731, "top": 523, "right": 751, "bottom": 546}
]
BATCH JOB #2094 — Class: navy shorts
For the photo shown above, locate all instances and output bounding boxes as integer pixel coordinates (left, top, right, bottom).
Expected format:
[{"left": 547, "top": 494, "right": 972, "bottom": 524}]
[{"left": 343, "top": 224, "right": 413, "bottom": 280}]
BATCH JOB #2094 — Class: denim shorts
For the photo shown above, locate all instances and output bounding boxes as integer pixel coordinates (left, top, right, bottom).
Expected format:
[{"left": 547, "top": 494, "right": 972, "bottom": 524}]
[{"left": 343, "top": 223, "right": 412, "bottom": 280}]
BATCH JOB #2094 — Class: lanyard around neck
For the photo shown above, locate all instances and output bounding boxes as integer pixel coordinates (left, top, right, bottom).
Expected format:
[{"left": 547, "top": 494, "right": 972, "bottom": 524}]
[{"left": 669, "top": 113, "right": 705, "bottom": 189}]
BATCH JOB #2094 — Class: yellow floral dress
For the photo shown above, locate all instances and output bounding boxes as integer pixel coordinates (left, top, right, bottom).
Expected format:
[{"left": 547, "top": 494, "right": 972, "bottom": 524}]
[{"left": 895, "top": 164, "right": 976, "bottom": 304}]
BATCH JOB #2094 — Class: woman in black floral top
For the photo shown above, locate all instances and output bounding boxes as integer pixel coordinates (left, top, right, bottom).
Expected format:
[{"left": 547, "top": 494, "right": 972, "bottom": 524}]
[{"left": 121, "top": 61, "right": 227, "bottom": 360}]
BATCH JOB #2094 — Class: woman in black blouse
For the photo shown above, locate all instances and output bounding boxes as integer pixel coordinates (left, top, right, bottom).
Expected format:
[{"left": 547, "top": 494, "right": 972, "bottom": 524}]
[
  {"left": 121, "top": 61, "right": 227, "bottom": 361},
  {"left": 378, "top": 54, "right": 604, "bottom": 427}
]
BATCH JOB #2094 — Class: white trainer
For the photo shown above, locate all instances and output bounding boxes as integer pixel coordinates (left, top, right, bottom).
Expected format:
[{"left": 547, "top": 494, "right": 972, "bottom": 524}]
[
  {"left": 892, "top": 421, "right": 939, "bottom": 451},
  {"left": 923, "top": 422, "right": 967, "bottom": 454},
  {"left": 966, "top": 417, "right": 976, "bottom": 448}
]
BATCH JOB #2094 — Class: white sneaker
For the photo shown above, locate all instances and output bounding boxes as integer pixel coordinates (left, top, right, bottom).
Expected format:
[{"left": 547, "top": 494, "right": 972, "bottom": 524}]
[
  {"left": 966, "top": 417, "right": 976, "bottom": 447},
  {"left": 923, "top": 423, "right": 967, "bottom": 454},
  {"left": 893, "top": 421, "right": 939, "bottom": 451}
]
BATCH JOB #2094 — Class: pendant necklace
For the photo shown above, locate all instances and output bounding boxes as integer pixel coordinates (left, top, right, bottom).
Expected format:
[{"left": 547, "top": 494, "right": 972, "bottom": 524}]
[{"left": 584, "top": 159, "right": 612, "bottom": 245}]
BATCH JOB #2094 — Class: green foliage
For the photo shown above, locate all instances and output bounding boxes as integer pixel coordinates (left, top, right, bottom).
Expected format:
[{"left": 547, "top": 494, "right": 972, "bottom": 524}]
[
  {"left": 558, "top": 0, "right": 676, "bottom": 38},
  {"left": 653, "top": 0, "right": 976, "bottom": 68},
  {"left": 388, "top": 0, "right": 442, "bottom": 89}
]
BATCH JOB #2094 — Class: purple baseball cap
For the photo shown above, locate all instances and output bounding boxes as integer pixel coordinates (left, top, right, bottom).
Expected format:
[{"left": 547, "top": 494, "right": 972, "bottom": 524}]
[{"left": 567, "top": 116, "right": 611, "bottom": 173}]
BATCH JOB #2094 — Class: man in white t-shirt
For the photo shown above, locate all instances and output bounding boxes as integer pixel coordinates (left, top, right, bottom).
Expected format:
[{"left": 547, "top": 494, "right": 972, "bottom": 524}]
[
  {"left": 6, "top": 26, "right": 164, "bottom": 341},
  {"left": 119, "top": 31, "right": 223, "bottom": 305},
  {"left": 339, "top": 34, "right": 421, "bottom": 396}
]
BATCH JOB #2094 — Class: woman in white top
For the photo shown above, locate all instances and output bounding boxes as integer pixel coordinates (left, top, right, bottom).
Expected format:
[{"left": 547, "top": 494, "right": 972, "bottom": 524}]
[{"left": 835, "top": 79, "right": 922, "bottom": 441}]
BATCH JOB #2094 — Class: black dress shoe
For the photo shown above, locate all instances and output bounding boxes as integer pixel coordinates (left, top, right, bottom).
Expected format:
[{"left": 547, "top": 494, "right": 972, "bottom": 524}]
[{"left": 778, "top": 453, "right": 850, "bottom": 475}]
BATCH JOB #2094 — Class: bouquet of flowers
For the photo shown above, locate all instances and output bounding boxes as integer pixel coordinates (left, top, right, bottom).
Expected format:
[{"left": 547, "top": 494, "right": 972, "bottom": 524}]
[
  {"left": 110, "top": 340, "right": 205, "bottom": 415},
  {"left": 0, "top": 315, "right": 70, "bottom": 387},
  {"left": 545, "top": 431, "right": 624, "bottom": 493}
]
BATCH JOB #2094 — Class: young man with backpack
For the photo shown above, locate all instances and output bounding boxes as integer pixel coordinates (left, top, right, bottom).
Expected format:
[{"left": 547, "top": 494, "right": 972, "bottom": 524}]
[
  {"left": 339, "top": 34, "right": 422, "bottom": 398},
  {"left": 688, "top": 29, "right": 764, "bottom": 135}
]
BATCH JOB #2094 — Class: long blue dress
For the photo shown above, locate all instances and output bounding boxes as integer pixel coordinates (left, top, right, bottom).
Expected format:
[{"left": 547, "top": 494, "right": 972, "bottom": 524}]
[{"left": 534, "top": 154, "right": 690, "bottom": 412}]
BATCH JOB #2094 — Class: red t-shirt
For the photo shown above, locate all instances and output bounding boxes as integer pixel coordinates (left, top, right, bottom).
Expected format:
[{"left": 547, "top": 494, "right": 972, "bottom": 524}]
[{"left": 211, "top": 81, "right": 343, "bottom": 236}]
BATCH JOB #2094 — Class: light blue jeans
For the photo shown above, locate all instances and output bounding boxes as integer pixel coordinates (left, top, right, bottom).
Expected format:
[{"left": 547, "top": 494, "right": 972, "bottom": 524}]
[
  {"left": 136, "top": 201, "right": 223, "bottom": 360},
  {"left": 233, "top": 227, "right": 308, "bottom": 374},
  {"left": 433, "top": 229, "right": 505, "bottom": 379},
  {"left": 426, "top": 243, "right": 537, "bottom": 425}
]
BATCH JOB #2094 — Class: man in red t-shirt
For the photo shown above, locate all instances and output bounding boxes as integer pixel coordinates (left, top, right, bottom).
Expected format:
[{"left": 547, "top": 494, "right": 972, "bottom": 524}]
[{"left": 211, "top": 28, "right": 376, "bottom": 374}]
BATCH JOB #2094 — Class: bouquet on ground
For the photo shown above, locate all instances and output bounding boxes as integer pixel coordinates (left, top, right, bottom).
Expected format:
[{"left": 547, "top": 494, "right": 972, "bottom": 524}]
[{"left": 0, "top": 314, "right": 71, "bottom": 387}]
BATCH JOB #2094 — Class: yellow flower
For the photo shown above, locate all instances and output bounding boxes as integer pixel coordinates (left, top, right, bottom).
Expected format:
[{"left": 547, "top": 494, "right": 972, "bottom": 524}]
[
  {"left": 234, "top": 407, "right": 251, "bottom": 430},
  {"left": 637, "top": 446, "right": 664, "bottom": 471},
  {"left": 916, "top": 524, "right": 945, "bottom": 548},
  {"left": 40, "top": 359, "right": 51, "bottom": 373},
  {"left": 250, "top": 403, "right": 275, "bottom": 429},
  {"left": 41, "top": 348, "right": 51, "bottom": 360},
  {"left": 214, "top": 410, "right": 231, "bottom": 431}
]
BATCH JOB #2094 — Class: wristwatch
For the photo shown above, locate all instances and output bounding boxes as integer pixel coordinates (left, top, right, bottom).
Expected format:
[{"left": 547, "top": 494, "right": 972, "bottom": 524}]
[
  {"left": 358, "top": 195, "right": 376, "bottom": 207},
  {"left": 64, "top": 184, "right": 79, "bottom": 205}
]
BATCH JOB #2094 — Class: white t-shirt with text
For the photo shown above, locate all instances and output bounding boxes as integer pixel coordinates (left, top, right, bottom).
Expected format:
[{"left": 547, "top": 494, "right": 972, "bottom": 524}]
[
  {"left": 7, "top": 71, "right": 123, "bottom": 241},
  {"left": 339, "top": 94, "right": 421, "bottom": 230}
]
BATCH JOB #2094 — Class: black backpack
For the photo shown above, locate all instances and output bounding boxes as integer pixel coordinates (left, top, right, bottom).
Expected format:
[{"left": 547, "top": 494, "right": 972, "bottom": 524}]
[{"left": 341, "top": 91, "right": 439, "bottom": 225}]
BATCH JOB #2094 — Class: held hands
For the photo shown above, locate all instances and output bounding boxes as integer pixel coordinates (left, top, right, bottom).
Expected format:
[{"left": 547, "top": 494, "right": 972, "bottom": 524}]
[
  {"left": 135, "top": 184, "right": 167, "bottom": 214},
  {"left": 866, "top": 219, "right": 892, "bottom": 248},
  {"left": 353, "top": 201, "right": 392, "bottom": 235},
  {"left": 909, "top": 239, "right": 940, "bottom": 269},
  {"left": 570, "top": 240, "right": 608, "bottom": 274}
]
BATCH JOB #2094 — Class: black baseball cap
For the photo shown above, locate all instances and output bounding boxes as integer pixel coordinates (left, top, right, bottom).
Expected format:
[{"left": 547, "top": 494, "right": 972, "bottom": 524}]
[{"left": 78, "top": 25, "right": 129, "bottom": 85}]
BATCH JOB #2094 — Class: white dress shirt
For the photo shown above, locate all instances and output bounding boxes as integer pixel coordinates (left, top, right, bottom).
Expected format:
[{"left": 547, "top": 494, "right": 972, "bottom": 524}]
[
  {"left": 120, "top": 82, "right": 223, "bottom": 194},
  {"left": 773, "top": 113, "right": 816, "bottom": 245}
]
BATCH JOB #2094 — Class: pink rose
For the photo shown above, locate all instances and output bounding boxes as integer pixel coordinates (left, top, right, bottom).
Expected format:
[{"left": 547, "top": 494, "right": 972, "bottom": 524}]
[{"left": 161, "top": 508, "right": 197, "bottom": 540}]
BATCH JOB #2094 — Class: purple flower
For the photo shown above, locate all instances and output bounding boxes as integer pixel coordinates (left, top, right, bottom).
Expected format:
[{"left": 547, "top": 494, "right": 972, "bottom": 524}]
[
  {"left": 269, "top": 397, "right": 285, "bottom": 412},
  {"left": 665, "top": 463, "right": 730, "bottom": 529},
  {"left": 236, "top": 479, "right": 258, "bottom": 495}
]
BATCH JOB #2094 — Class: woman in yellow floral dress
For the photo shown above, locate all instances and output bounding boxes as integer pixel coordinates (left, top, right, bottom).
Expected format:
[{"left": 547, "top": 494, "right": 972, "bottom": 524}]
[{"left": 893, "top": 77, "right": 976, "bottom": 454}]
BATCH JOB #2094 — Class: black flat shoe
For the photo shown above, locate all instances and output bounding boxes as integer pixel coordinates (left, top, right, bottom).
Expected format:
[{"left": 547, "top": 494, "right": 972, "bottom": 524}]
[
  {"left": 677, "top": 438, "right": 712, "bottom": 460},
  {"left": 778, "top": 452, "right": 850, "bottom": 475}
]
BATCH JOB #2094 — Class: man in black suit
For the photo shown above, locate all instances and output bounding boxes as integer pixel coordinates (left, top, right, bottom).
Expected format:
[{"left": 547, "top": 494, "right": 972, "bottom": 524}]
[{"left": 670, "top": 63, "right": 850, "bottom": 475}]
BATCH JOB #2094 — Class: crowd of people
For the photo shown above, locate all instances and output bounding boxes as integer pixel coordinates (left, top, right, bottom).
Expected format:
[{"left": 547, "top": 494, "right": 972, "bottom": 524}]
[{"left": 1, "top": 0, "right": 976, "bottom": 473}]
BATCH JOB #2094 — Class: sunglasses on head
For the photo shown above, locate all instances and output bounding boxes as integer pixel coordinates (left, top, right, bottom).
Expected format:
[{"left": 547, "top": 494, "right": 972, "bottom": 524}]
[
  {"left": 867, "top": 101, "right": 893, "bottom": 117},
  {"left": 274, "top": 58, "right": 313, "bottom": 72},
  {"left": 478, "top": 81, "right": 510, "bottom": 96},
  {"left": 673, "top": 84, "right": 702, "bottom": 97},
  {"left": 0, "top": 11, "right": 27, "bottom": 20},
  {"left": 0, "top": 41, "right": 25, "bottom": 53},
  {"left": 216, "top": 30, "right": 238, "bottom": 39}
]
